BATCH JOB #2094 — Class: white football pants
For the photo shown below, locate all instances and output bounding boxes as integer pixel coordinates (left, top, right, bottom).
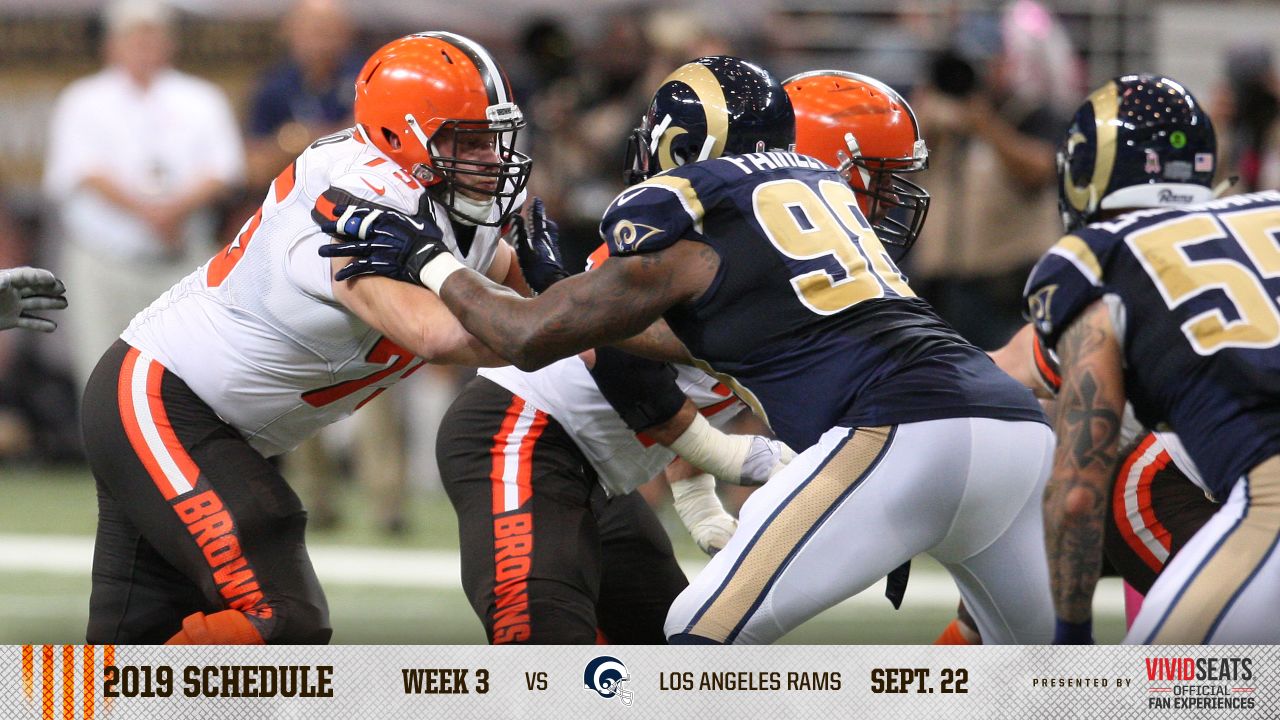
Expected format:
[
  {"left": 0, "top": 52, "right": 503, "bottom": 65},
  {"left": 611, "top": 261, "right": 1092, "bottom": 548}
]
[{"left": 665, "top": 417, "right": 1055, "bottom": 644}]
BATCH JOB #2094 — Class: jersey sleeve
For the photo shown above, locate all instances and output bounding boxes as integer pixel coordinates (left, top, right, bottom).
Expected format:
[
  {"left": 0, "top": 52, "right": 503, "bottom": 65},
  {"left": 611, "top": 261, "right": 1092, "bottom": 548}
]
[
  {"left": 293, "top": 166, "right": 441, "bottom": 302},
  {"left": 600, "top": 169, "right": 711, "bottom": 256},
  {"left": 1023, "top": 229, "right": 1114, "bottom": 350}
]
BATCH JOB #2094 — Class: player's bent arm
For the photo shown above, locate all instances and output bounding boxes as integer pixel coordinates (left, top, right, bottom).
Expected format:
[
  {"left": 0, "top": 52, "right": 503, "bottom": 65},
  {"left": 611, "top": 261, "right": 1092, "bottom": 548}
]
[
  {"left": 650, "top": 403, "right": 793, "bottom": 486},
  {"left": 488, "top": 240, "right": 534, "bottom": 297},
  {"left": 435, "top": 240, "right": 716, "bottom": 371},
  {"left": 331, "top": 256, "right": 505, "bottom": 367},
  {"left": 990, "top": 323, "right": 1055, "bottom": 399},
  {"left": 611, "top": 318, "right": 694, "bottom": 364},
  {"left": 1042, "top": 300, "right": 1125, "bottom": 643}
]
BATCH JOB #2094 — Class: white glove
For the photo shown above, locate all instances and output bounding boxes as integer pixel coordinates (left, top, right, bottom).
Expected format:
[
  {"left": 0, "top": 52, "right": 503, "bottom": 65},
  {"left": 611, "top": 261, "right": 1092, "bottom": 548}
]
[
  {"left": 0, "top": 267, "right": 67, "bottom": 333},
  {"left": 668, "top": 413, "right": 796, "bottom": 486},
  {"left": 738, "top": 435, "right": 797, "bottom": 486},
  {"left": 670, "top": 472, "right": 737, "bottom": 556}
]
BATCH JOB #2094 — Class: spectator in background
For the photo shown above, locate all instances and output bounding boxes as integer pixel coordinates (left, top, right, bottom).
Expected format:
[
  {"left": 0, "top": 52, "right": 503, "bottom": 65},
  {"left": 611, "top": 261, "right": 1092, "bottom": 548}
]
[
  {"left": 1214, "top": 42, "right": 1280, "bottom": 193},
  {"left": 245, "top": 0, "right": 363, "bottom": 192},
  {"left": 43, "top": 0, "right": 244, "bottom": 393},
  {"left": 908, "top": 0, "right": 1077, "bottom": 349},
  {"left": 549, "top": 7, "right": 734, "bottom": 265}
]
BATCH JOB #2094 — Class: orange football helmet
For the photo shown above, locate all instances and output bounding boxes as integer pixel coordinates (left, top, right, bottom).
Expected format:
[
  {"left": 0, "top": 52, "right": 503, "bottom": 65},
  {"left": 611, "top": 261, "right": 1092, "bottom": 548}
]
[
  {"left": 354, "top": 32, "right": 531, "bottom": 226},
  {"left": 784, "top": 70, "right": 929, "bottom": 258}
]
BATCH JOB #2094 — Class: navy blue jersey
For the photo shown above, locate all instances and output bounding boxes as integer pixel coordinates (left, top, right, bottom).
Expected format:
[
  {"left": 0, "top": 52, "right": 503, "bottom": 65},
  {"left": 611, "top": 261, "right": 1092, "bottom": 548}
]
[
  {"left": 600, "top": 152, "right": 1044, "bottom": 450},
  {"left": 1024, "top": 190, "right": 1280, "bottom": 498}
]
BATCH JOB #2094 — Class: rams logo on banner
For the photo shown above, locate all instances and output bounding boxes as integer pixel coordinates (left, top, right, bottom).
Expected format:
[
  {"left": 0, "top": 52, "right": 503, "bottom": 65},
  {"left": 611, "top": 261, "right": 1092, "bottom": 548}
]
[{"left": 584, "top": 655, "right": 632, "bottom": 706}]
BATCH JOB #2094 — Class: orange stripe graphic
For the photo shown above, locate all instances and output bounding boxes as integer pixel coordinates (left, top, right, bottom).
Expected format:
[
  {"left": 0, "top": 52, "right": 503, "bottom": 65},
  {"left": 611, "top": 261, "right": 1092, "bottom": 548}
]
[
  {"left": 515, "top": 410, "right": 548, "bottom": 509},
  {"left": 21, "top": 644, "right": 33, "bottom": 702},
  {"left": 61, "top": 645, "right": 74, "bottom": 720},
  {"left": 41, "top": 645, "right": 53, "bottom": 720},
  {"left": 272, "top": 161, "right": 297, "bottom": 203},
  {"left": 118, "top": 348, "right": 175, "bottom": 500},
  {"left": 489, "top": 397, "right": 524, "bottom": 515},
  {"left": 103, "top": 646, "right": 115, "bottom": 714},
  {"left": 83, "top": 645, "right": 95, "bottom": 720},
  {"left": 1113, "top": 435, "right": 1159, "bottom": 571},
  {"left": 1136, "top": 450, "right": 1174, "bottom": 555},
  {"left": 145, "top": 360, "right": 201, "bottom": 488}
]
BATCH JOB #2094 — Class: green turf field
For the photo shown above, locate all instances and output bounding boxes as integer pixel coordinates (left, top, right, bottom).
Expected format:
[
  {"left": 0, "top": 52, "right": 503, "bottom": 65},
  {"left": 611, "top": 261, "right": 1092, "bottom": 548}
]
[{"left": 0, "top": 466, "right": 1127, "bottom": 644}]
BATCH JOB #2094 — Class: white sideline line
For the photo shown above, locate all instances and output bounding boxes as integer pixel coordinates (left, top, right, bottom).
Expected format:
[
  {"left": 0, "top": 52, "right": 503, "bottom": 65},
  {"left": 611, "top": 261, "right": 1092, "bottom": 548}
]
[{"left": 0, "top": 534, "right": 1124, "bottom": 615}]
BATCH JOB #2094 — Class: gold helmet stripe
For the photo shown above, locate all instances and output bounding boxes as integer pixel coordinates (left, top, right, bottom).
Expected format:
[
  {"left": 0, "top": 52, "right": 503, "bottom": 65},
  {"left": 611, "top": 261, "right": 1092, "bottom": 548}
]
[
  {"left": 659, "top": 62, "right": 730, "bottom": 166},
  {"left": 1065, "top": 80, "right": 1120, "bottom": 213}
]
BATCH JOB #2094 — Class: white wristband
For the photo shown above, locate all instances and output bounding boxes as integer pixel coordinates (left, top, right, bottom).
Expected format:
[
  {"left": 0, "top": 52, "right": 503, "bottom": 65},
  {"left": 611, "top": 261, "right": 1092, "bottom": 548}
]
[
  {"left": 667, "top": 413, "right": 751, "bottom": 482},
  {"left": 419, "top": 253, "right": 466, "bottom": 294}
]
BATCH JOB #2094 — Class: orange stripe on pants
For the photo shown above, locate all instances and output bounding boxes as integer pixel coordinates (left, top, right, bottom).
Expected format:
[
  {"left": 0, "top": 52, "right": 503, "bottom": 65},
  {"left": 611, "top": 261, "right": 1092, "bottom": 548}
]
[
  {"left": 116, "top": 347, "right": 201, "bottom": 500},
  {"left": 489, "top": 396, "right": 525, "bottom": 515},
  {"left": 1113, "top": 435, "right": 1173, "bottom": 572},
  {"left": 515, "top": 412, "right": 548, "bottom": 510},
  {"left": 145, "top": 358, "right": 201, "bottom": 486}
]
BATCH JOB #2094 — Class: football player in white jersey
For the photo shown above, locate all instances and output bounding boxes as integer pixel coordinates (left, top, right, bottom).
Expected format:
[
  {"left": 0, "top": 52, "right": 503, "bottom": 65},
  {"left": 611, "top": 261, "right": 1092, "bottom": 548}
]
[
  {"left": 81, "top": 31, "right": 793, "bottom": 646},
  {"left": 79, "top": 32, "right": 540, "bottom": 645}
]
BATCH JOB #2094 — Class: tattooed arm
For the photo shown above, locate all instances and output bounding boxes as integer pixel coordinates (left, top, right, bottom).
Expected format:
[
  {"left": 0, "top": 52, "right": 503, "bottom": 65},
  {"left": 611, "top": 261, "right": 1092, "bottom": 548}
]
[
  {"left": 436, "top": 239, "right": 718, "bottom": 371},
  {"left": 1042, "top": 299, "right": 1125, "bottom": 642}
]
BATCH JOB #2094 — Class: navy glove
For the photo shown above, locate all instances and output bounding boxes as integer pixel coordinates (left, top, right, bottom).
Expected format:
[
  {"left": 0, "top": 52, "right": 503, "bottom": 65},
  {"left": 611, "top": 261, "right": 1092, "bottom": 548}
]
[
  {"left": 313, "top": 188, "right": 449, "bottom": 284},
  {"left": 515, "top": 197, "right": 569, "bottom": 293}
]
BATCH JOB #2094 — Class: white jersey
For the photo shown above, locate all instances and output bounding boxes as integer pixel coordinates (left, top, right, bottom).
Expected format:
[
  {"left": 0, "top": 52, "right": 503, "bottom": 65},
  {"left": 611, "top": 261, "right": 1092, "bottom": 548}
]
[
  {"left": 124, "top": 128, "right": 507, "bottom": 457},
  {"left": 480, "top": 362, "right": 744, "bottom": 496}
]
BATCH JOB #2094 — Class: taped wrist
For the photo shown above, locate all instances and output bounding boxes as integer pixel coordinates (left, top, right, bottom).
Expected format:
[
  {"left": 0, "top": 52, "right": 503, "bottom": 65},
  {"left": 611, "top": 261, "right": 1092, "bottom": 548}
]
[
  {"left": 668, "top": 413, "right": 751, "bottom": 481},
  {"left": 588, "top": 347, "right": 685, "bottom": 431},
  {"left": 669, "top": 472, "right": 735, "bottom": 555},
  {"left": 419, "top": 253, "right": 465, "bottom": 294}
]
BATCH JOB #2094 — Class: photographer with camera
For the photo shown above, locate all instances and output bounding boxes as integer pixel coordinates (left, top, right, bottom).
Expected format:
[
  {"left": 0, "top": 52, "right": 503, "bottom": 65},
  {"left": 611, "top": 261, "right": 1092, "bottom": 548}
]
[{"left": 908, "top": 1, "right": 1078, "bottom": 349}]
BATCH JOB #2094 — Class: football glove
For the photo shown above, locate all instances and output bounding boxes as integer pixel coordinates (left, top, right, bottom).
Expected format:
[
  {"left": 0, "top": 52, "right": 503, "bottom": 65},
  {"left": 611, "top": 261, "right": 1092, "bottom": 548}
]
[
  {"left": 514, "top": 197, "right": 569, "bottom": 293},
  {"left": 0, "top": 266, "right": 67, "bottom": 333},
  {"left": 669, "top": 413, "right": 796, "bottom": 486},
  {"left": 738, "top": 435, "right": 797, "bottom": 486},
  {"left": 314, "top": 188, "right": 449, "bottom": 285}
]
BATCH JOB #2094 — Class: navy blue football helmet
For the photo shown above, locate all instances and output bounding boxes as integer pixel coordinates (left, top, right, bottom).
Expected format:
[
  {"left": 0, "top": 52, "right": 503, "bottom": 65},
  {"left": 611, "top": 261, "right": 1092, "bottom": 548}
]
[
  {"left": 624, "top": 56, "right": 795, "bottom": 185},
  {"left": 1059, "top": 74, "right": 1217, "bottom": 232},
  {"left": 584, "top": 655, "right": 632, "bottom": 705}
]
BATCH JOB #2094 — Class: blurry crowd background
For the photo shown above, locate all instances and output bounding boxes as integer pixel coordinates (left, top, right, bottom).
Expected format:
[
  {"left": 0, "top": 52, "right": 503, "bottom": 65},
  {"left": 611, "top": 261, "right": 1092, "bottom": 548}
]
[{"left": 2, "top": 0, "right": 1280, "bottom": 533}]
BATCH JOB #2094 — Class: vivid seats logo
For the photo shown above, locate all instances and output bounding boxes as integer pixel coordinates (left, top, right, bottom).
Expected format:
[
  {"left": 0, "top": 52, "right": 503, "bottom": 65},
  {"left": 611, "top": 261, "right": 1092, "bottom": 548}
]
[{"left": 1144, "top": 656, "right": 1256, "bottom": 711}]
